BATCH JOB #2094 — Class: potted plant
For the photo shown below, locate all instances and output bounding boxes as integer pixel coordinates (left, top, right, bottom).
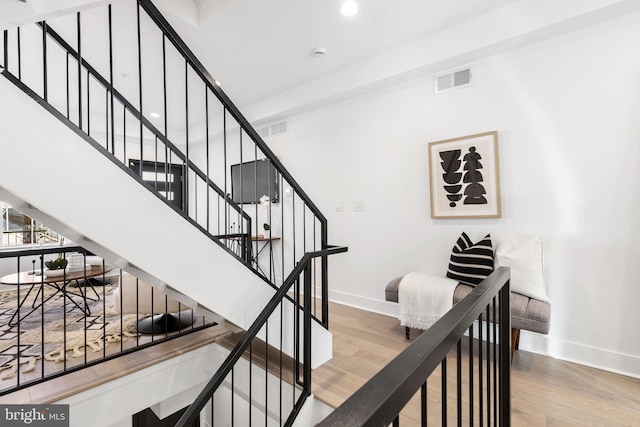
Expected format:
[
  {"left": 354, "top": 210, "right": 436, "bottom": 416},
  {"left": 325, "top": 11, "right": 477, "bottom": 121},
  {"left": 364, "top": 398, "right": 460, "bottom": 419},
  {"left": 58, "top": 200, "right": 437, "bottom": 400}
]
[{"left": 44, "top": 255, "right": 67, "bottom": 277}]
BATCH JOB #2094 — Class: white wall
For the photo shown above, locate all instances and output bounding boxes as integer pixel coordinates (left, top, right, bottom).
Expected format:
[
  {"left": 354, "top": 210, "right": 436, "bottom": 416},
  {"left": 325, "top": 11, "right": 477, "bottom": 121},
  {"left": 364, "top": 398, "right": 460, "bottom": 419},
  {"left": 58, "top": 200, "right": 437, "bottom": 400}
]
[
  {"left": 260, "top": 13, "right": 640, "bottom": 377},
  {"left": 58, "top": 342, "right": 224, "bottom": 427}
]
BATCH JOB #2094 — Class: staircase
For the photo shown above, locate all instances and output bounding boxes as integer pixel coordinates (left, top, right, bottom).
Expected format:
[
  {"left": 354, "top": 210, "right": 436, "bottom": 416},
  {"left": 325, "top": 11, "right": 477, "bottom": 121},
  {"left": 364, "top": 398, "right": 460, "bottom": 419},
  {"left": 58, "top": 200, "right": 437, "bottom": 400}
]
[{"left": 0, "top": 0, "right": 345, "bottom": 424}]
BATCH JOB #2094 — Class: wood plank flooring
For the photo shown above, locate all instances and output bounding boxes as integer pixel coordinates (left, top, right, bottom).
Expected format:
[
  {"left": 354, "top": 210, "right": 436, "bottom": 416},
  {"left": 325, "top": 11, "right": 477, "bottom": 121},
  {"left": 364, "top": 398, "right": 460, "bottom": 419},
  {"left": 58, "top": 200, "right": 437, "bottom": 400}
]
[
  {"left": 313, "top": 301, "right": 640, "bottom": 426},
  {"left": 2, "top": 299, "right": 639, "bottom": 426}
]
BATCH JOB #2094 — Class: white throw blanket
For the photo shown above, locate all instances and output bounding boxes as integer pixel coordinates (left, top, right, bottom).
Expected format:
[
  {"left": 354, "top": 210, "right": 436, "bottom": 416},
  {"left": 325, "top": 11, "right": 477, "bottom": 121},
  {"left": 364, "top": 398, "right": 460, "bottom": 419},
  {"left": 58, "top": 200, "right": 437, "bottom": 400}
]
[{"left": 399, "top": 273, "right": 458, "bottom": 330}]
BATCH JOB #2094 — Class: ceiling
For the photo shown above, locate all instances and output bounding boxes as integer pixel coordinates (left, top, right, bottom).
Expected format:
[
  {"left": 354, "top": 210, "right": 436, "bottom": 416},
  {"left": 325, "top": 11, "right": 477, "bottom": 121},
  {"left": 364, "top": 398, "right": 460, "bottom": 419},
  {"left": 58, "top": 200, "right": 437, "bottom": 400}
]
[
  {"left": 160, "top": 0, "right": 515, "bottom": 108},
  {"left": 2, "top": 0, "right": 638, "bottom": 125}
]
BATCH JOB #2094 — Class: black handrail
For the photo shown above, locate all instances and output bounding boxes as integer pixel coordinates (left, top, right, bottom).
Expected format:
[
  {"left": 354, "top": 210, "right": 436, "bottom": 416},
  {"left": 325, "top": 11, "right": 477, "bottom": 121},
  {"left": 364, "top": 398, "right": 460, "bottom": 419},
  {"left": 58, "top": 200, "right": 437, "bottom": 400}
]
[
  {"left": 318, "top": 267, "right": 512, "bottom": 426},
  {"left": 176, "top": 245, "right": 348, "bottom": 427}
]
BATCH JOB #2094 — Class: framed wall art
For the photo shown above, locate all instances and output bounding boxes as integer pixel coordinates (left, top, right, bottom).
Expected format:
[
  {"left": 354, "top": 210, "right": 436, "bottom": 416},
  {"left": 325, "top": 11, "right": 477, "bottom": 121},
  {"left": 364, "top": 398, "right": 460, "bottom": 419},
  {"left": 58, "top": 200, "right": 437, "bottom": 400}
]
[{"left": 428, "top": 131, "right": 501, "bottom": 219}]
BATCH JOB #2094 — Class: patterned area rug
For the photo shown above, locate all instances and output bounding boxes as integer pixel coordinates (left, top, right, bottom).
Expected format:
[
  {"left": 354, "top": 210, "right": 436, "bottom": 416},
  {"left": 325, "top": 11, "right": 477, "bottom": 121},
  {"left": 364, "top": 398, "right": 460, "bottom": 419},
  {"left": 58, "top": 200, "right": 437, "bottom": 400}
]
[{"left": 0, "top": 283, "right": 140, "bottom": 380}]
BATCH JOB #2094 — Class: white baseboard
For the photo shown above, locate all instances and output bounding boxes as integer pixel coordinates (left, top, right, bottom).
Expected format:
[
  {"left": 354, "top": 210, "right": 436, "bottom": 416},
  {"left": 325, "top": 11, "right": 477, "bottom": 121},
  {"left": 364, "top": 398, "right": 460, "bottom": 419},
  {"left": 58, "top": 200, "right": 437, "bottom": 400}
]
[
  {"left": 517, "top": 331, "right": 640, "bottom": 379},
  {"left": 327, "top": 288, "right": 398, "bottom": 319},
  {"left": 327, "top": 289, "right": 640, "bottom": 379}
]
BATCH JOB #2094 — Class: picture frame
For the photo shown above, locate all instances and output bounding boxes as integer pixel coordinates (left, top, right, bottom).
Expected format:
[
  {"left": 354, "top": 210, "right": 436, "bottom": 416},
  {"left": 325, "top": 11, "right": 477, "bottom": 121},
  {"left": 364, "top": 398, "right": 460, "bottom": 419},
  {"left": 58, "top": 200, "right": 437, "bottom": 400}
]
[{"left": 428, "top": 131, "right": 501, "bottom": 219}]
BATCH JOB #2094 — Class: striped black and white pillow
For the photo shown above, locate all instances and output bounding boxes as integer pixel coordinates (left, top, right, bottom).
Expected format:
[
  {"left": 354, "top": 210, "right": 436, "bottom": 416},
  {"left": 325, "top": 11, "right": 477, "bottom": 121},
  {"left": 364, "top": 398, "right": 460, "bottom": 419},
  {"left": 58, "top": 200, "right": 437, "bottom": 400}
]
[{"left": 446, "top": 232, "right": 494, "bottom": 286}]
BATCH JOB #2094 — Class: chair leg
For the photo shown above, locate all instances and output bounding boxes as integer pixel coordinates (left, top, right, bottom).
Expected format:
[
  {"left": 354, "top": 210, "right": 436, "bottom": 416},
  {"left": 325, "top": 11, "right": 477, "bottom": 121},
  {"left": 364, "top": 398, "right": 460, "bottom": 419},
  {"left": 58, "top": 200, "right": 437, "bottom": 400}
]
[
  {"left": 405, "top": 327, "right": 410, "bottom": 340},
  {"left": 510, "top": 328, "right": 520, "bottom": 362}
]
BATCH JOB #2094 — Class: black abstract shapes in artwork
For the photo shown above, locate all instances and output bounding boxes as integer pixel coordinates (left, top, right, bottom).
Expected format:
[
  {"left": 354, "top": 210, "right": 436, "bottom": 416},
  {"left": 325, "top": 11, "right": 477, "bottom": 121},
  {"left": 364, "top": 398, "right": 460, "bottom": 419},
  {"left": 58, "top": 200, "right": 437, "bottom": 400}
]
[
  {"left": 462, "top": 146, "right": 487, "bottom": 205},
  {"left": 439, "top": 150, "right": 463, "bottom": 207}
]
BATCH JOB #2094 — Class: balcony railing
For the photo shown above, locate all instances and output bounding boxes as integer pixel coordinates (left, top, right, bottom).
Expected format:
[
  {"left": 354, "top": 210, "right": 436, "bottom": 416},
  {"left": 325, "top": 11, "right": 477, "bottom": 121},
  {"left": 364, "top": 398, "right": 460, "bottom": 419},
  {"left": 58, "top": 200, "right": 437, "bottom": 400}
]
[{"left": 0, "top": 245, "right": 215, "bottom": 395}]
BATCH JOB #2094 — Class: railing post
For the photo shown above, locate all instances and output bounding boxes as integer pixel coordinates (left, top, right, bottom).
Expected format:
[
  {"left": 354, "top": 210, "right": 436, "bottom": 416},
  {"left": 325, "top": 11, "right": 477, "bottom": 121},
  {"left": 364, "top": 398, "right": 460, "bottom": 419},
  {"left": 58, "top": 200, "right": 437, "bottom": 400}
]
[
  {"left": 321, "top": 221, "right": 329, "bottom": 327},
  {"left": 499, "top": 278, "right": 511, "bottom": 426},
  {"left": 303, "top": 260, "right": 312, "bottom": 395},
  {"left": 76, "top": 12, "right": 82, "bottom": 130},
  {"left": 42, "top": 21, "right": 47, "bottom": 101}
]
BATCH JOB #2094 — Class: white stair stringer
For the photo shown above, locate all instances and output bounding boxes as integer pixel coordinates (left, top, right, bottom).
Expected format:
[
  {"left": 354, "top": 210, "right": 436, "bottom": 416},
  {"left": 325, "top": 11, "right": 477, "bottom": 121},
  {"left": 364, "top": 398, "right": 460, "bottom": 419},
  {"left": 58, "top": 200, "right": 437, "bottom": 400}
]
[{"left": 0, "top": 75, "right": 332, "bottom": 368}]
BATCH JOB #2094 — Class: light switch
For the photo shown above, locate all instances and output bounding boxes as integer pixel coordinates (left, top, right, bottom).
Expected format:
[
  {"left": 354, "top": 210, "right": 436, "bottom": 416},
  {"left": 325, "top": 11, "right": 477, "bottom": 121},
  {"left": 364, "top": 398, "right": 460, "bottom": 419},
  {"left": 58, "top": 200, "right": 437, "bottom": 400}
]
[
  {"left": 334, "top": 200, "right": 344, "bottom": 212},
  {"left": 354, "top": 199, "right": 364, "bottom": 212}
]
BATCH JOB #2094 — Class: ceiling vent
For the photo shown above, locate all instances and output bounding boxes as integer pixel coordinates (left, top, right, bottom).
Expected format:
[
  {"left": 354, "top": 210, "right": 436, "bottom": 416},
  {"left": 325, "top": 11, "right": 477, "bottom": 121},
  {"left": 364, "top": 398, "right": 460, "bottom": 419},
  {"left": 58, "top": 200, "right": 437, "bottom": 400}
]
[
  {"left": 434, "top": 67, "right": 472, "bottom": 94},
  {"left": 257, "top": 121, "right": 288, "bottom": 139}
]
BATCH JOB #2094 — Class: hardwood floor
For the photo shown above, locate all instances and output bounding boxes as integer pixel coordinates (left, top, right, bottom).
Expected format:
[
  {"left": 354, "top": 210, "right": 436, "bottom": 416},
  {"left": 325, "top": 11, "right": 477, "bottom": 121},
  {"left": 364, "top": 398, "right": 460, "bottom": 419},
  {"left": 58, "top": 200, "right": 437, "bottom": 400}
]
[
  {"left": 313, "top": 301, "right": 640, "bottom": 426},
  {"left": 2, "top": 299, "right": 639, "bottom": 426}
]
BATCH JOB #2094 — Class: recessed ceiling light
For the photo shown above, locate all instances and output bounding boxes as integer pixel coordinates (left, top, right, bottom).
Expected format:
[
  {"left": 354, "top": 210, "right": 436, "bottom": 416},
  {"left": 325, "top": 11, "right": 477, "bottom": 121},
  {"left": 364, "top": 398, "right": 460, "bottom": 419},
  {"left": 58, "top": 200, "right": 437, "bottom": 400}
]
[
  {"left": 150, "top": 112, "right": 161, "bottom": 118},
  {"left": 340, "top": 1, "right": 359, "bottom": 17}
]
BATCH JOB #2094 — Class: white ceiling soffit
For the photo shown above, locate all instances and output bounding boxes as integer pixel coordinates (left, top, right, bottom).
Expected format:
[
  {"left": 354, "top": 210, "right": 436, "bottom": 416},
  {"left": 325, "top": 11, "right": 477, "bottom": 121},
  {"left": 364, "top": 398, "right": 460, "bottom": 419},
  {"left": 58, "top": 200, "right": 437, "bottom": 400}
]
[{"left": 0, "top": 0, "right": 122, "bottom": 31}]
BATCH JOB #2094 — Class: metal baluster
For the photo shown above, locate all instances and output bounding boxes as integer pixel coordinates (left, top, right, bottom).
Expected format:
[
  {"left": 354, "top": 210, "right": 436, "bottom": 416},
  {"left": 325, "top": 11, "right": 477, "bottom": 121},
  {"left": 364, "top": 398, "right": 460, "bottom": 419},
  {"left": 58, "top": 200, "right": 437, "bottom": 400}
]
[
  {"left": 254, "top": 143, "right": 258, "bottom": 243},
  {"left": 231, "top": 368, "right": 235, "bottom": 426},
  {"left": 66, "top": 52, "right": 69, "bottom": 118},
  {"left": 86, "top": 69, "right": 90, "bottom": 136},
  {"left": 154, "top": 136, "right": 158, "bottom": 190},
  {"left": 479, "top": 315, "right": 484, "bottom": 427},
  {"left": 184, "top": 59, "right": 189, "bottom": 215},
  {"left": 421, "top": 381, "right": 428, "bottom": 427},
  {"left": 137, "top": 3, "right": 143, "bottom": 178},
  {"left": 108, "top": 5, "right": 115, "bottom": 155},
  {"left": 17, "top": 27, "right": 22, "bottom": 80},
  {"left": 105, "top": 90, "right": 109, "bottom": 149},
  {"left": 469, "top": 323, "right": 474, "bottom": 426},
  {"left": 123, "top": 105, "right": 127, "bottom": 162},
  {"left": 442, "top": 358, "right": 448, "bottom": 427},
  {"left": 279, "top": 302, "right": 283, "bottom": 424},
  {"left": 492, "top": 297, "right": 499, "bottom": 426},
  {"left": 303, "top": 265, "right": 312, "bottom": 396},
  {"left": 281, "top": 177, "right": 285, "bottom": 288},
  {"left": 486, "top": 307, "right": 491, "bottom": 427},
  {"left": 223, "top": 108, "right": 228, "bottom": 238},
  {"left": 457, "top": 340, "right": 462, "bottom": 427},
  {"left": 205, "top": 86, "right": 210, "bottom": 232},
  {"left": 249, "top": 342, "right": 252, "bottom": 427},
  {"left": 77, "top": 12, "right": 82, "bottom": 130},
  {"left": 313, "top": 217, "right": 317, "bottom": 318},
  {"left": 321, "top": 220, "right": 329, "bottom": 327},
  {"left": 210, "top": 394, "right": 214, "bottom": 427},
  {"left": 265, "top": 320, "right": 269, "bottom": 425},
  {"left": 162, "top": 36, "right": 169, "bottom": 211},
  {"left": 42, "top": 21, "right": 47, "bottom": 101},
  {"left": 499, "top": 282, "right": 511, "bottom": 426},
  {"left": 292, "top": 192, "right": 296, "bottom": 273},
  {"left": 3, "top": 30, "right": 8, "bottom": 71}
]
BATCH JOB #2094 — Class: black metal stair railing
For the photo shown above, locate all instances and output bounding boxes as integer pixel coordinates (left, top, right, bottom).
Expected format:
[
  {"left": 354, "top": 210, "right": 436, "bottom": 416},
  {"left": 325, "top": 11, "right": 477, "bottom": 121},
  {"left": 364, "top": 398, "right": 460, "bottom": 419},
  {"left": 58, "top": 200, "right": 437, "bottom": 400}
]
[
  {"left": 0, "top": 0, "right": 333, "bottom": 327},
  {"left": 318, "top": 268, "right": 512, "bottom": 426},
  {"left": 0, "top": 245, "right": 215, "bottom": 396},
  {"left": 176, "top": 245, "right": 348, "bottom": 427}
]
